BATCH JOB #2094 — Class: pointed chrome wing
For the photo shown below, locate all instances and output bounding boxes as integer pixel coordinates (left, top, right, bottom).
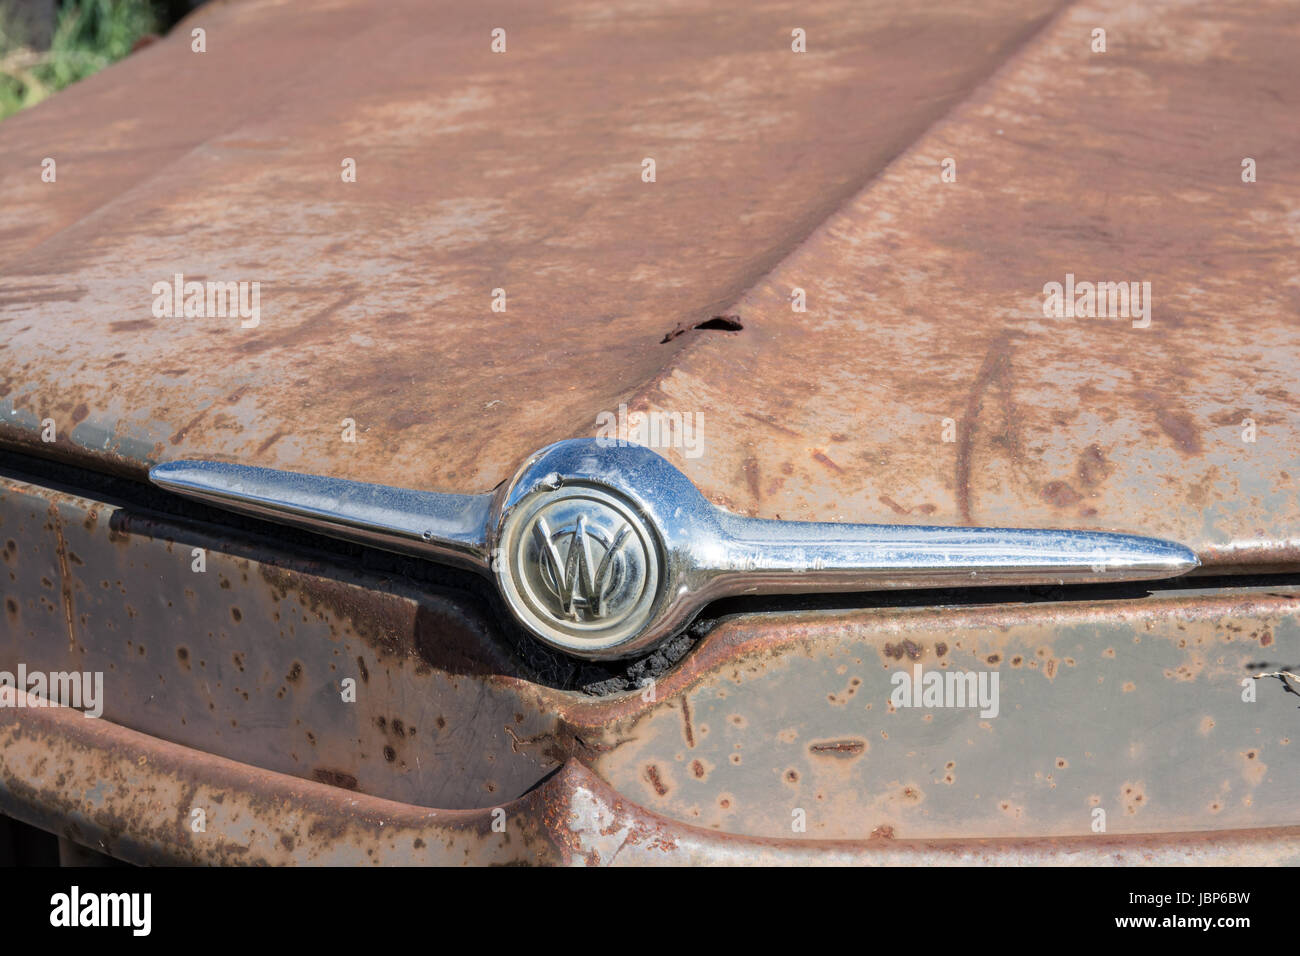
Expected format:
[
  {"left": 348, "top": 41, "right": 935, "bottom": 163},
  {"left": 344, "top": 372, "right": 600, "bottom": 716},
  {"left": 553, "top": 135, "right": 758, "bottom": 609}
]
[{"left": 149, "top": 460, "right": 493, "bottom": 572}]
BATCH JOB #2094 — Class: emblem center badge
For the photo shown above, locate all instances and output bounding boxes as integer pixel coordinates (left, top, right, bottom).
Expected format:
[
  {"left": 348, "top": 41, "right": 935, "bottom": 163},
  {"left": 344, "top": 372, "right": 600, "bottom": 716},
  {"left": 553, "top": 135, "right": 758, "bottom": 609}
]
[{"left": 495, "top": 484, "right": 662, "bottom": 654}]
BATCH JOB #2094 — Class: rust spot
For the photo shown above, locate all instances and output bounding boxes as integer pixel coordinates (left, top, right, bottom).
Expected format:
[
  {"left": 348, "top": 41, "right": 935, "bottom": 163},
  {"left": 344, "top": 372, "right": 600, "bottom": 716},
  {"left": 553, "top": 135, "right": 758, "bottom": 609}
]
[
  {"left": 878, "top": 494, "right": 910, "bottom": 515},
  {"left": 48, "top": 508, "right": 77, "bottom": 651},
  {"left": 811, "top": 450, "right": 844, "bottom": 474},
  {"left": 1040, "top": 480, "right": 1083, "bottom": 508},
  {"left": 808, "top": 738, "right": 867, "bottom": 758},
  {"left": 955, "top": 330, "right": 1022, "bottom": 525},
  {"left": 883, "top": 639, "right": 924, "bottom": 661},
  {"left": 644, "top": 764, "right": 669, "bottom": 796},
  {"left": 1135, "top": 392, "right": 1204, "bottom": 455},
  {"left": 108, "top": 319, "right": 155, "bottom": 332},
  {"left": 741, "top": 411, "right": 799, "bottom": 437},
  {"left": 312, "top": 768, "right": 359, "bottom": 791},
  {"left": 1120, "top": 781, "right": 1147, "bottom": 815},
  {"left": 256, "top": 430, "right": 286, "bottom": 454},
  {"left": 742, "top": 457, "right": 761, "bottom": 501},
  {"left": 169, "top": 405, "right": 211, "bottom": 445},
  {"left": 1076, "top": 443, "right": 1111, "bottom": 486},
  {"left": 680, "top": 697, "right": 695, "bottom": 749}
]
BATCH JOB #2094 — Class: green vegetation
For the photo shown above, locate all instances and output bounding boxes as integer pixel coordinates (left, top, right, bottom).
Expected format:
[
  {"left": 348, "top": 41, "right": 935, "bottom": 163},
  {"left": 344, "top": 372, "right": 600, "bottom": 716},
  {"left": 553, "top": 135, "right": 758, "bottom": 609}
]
[{"left": 0, "top": 0, "right": 158, "bottom": 120}]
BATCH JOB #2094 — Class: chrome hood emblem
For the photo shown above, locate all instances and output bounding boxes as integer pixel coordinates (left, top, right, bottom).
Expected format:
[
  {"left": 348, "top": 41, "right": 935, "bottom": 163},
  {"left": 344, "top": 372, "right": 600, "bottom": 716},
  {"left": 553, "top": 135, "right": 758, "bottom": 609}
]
[
  {"left": 150, "top": 439, "right": 1199, "bottom": 660},
  {"left": 501, "top": 484, "right": 659, "bottom": 653}
]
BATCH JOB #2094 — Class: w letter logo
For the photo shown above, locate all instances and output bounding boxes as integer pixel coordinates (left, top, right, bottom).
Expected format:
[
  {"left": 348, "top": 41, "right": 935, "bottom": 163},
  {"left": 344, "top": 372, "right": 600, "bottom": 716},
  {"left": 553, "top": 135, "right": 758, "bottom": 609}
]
[{"left": 532, "top": 514, "right": 630, "bottom": 619}]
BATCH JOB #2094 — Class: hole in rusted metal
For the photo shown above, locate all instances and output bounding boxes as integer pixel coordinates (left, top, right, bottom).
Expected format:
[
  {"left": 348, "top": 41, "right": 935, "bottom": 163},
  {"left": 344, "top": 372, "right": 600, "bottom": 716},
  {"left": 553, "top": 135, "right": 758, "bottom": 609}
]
[{"left": 660, "top": 314, "right": 743, "bottom": 343}]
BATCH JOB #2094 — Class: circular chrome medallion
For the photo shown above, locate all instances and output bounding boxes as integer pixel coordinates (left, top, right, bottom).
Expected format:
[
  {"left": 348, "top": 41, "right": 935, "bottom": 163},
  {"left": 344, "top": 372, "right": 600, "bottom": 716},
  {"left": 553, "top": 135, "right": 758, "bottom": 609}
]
[{"left": 496, "top": 483, "right": 660, "bottom": 655}]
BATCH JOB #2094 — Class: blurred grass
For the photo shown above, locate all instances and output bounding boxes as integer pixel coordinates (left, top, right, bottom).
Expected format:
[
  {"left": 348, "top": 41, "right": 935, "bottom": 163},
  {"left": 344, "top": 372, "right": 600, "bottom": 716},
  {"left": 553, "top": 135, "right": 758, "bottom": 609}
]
[{"left": 0, "top": 0, "right": 158, "bottom": 120}]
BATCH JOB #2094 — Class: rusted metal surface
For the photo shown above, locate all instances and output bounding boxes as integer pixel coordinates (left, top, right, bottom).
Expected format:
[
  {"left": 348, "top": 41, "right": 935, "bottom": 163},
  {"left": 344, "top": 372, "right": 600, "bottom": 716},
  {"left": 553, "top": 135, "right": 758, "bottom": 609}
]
[
  {"left": 1, "top": 0, "right": 1294, "bottom": 568},
  {"left": 0, "top": 0, "right": 1061, "bottom": 491},
  {"left": 570, "top": 592, "right": 1300, "bottom": 839},
  {"left": 634, "top": 0, "right": 1300, "bottom": 569},
  {"left": 4, "top": 469, "right": 1296, "bottom": 847},
  {"left": 4, "top": 687, "right": 1299, "bottom": 865},
  {"left": 0, "top": 685, "right": 554, "bottom": 865},
  {"left": 0, "top": 471, "right": 565, "bottom": 810}
]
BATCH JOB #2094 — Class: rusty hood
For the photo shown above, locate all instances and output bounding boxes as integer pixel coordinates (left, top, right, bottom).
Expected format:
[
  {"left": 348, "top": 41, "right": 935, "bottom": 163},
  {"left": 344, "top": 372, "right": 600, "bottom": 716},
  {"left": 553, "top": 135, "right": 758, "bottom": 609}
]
[{"left": 1, "top": 0, "right": 1297, "bottom": 572}]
